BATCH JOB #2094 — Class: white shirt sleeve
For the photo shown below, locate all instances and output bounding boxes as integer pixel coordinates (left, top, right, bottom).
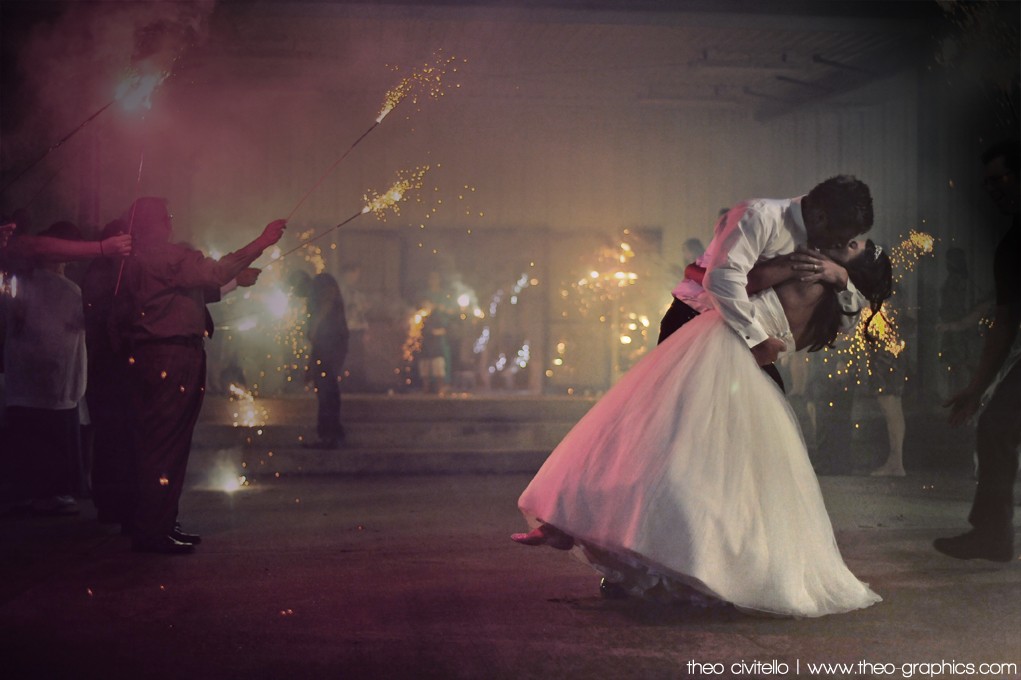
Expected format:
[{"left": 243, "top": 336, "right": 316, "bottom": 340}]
[
  {"left": 702, "top": 204, "right": 777, "bottom": 348},
  {"left": 837, "top": 282, "right": 867, "bottom": 332}
]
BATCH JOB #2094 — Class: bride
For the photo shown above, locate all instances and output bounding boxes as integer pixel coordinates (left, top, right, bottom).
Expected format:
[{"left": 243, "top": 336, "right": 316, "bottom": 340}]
[{"left": 514, "top": 239, "right": 893, "bottom": 618}]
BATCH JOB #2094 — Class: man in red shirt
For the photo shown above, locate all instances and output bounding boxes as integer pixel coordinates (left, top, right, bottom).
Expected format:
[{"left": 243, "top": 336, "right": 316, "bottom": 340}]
[{"left": 115, "top": 197, "right": 285, "bottom": 554}]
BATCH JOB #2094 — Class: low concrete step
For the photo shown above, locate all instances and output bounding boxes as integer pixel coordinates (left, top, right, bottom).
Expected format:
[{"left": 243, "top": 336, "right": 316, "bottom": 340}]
[
  {"left": 199, "top": 393, "right": 598, "bottom": 425},
  {"left": 186, "top": 445, "right": 552, "bottom": 482},
  {"left": 195, "top": 393, "right": 596, "bottom": 452},
  {"left": 193, "top": 421, "right": 579, "bottom": 451}
]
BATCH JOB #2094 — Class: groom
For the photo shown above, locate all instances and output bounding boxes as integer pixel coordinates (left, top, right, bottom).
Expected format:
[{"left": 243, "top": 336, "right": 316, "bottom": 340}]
[{"left": 660, "top": 175, "right": 874, "bottom": 389}]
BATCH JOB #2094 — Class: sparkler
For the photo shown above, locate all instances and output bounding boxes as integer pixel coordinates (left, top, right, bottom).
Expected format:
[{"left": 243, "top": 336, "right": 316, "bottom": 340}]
[
  {"left": 0, "top": 68, "right": 167, "bottom": 196},
  {"left": 114, "top": 67, "right": 170, "bottom": 113},
  {"left": 824, "top": 230, "right": 936, "bottom": 385},
  {"left": 274, "top": 166, "right": 430, "bottom": 262},
  {"left": 113, "top": 151, "right": 146, "bottom": 296},
  {"left": 286, "top": 53, "right": 462, "bottom": 220},
  {"left": 0, "top": 102, "right": 112, "bottom": 195},
  {"left": 228, "top": 383, "right": 268, "bottom": 428}
]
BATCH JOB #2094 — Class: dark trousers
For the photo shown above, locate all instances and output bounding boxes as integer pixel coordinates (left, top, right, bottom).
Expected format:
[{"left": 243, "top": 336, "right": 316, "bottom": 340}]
[
  {"left": 87, "top": 353, "right": 136, "bottom": 523},
  {"left": 129, "top": 343, "right": 206, "bottom": 539},
  {"left": 341, "top": 330, "right": 368, "bottom": 393},
  {"left": 658, "top": 297, "right": 785, "bottom": 392},
  {"left": 314, "top": 368, "right": 345, "bottom": 444},
  {"left": 6, "top": 405, "right": 80, "bottom": 500},
  {"left": 969, "top": 360, "right": 1021, "bottom": 533}
]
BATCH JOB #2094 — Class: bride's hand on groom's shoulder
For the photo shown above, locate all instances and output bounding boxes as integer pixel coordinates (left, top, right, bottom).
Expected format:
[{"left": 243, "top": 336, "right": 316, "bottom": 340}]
[{"left": 790, "top": 247, "right": 848, "bottom": 289}]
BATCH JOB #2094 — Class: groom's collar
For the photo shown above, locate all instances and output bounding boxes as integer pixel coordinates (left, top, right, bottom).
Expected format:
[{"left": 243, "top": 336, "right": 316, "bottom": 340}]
[
  {"left": 790, "top": 195, "right": 806, "bottom": 231},
  {"left": 788, "top": 195, "right": 809, "bottom": 243}
]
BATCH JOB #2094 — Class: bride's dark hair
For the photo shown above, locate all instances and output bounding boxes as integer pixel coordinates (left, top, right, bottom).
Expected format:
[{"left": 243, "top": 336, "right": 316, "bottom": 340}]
[{"left": 801, "top": 239, "right": 894, "bottom": 352}]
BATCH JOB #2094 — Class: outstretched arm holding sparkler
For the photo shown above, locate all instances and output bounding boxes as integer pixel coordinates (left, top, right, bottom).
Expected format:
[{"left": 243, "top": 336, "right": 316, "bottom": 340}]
[
  {"left": 207, "top": 220, "right": 287, "bottom": 287},
  {"left": 2, "top": 229, "right": 132, "bottom": 262},
  {"left": 115, "top": 197, "right": 286, "bottom": 296}
]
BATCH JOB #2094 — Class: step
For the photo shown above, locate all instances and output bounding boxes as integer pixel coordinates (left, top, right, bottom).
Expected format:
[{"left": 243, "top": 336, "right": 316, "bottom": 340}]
[
  {"left": 186, "top": 445, "right": 552, "bottom": 483},
  {"left": 199, "top": 393, "right": 598, "bottom": 425},
  {"left": 194, "top": 393, "right": 597, "bottom": 451}
]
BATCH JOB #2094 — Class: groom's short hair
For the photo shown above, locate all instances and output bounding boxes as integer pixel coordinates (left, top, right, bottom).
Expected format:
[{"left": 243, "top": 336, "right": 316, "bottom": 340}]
[{"left": 808, "top": 175, "right": 874, "bottom": 234}]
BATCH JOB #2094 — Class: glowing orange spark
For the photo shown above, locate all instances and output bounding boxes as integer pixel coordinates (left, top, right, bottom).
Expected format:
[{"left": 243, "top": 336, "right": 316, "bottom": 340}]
[
  {"left": 288, "top": 54, "right": 462, "bottom": 220},
  {"left": 376, "top": 52, "right": 461, "bottom": 123},
  {"left": 825, "top": 230, "right": 936, "bottom": 382},
  {"left": 362, "top": 166, "right": 430, "bottom": 220},
  {"left": 276, "top": 166, "right": 430, "bottom": 263}
]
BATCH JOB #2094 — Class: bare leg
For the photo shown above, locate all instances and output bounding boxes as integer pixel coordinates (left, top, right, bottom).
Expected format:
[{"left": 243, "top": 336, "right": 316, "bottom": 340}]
[
  {"left": 871, "top": 394, "right": 906, "bottom": 476},
  {"left": 805, "top": 401, "right": 817, "bottom": 449}
]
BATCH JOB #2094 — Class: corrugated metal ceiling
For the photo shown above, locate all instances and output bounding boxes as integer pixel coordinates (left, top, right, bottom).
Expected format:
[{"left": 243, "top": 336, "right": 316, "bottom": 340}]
[{"left": 184, "top": 1, "right": 938, "bottom": 120}]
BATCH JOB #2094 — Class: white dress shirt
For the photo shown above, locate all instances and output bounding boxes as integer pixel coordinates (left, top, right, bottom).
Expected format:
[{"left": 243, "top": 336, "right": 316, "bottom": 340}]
[
  {"left": 3, "top": 269, "right": 86, "bottom": 410},
  {"left": 672, "top": 196, "right": 865, "bottom": 348}
]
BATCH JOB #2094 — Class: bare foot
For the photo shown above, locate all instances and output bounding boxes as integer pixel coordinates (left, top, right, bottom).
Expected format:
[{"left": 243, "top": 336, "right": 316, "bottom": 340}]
[
  {"left": 511, "top": 524, "right": 574, "bottom": 550},
  {"left": 511, "top": 528, "right": 546, "bottom": 546},
  {"left": 870, "top": 465, "right": 906, "bottom": 477}
]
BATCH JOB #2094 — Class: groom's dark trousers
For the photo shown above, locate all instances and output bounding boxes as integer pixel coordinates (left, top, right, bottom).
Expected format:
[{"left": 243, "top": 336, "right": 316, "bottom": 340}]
[{"left": 658, "top": 297, "right": 785, "bottom": 392}]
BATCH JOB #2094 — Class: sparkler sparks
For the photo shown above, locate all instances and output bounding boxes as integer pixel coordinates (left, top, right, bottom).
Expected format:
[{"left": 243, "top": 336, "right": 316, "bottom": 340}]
[
  {"left": 549, "top": 234, "right": 661, "bottom": 388},
  {"left": 229, "top": 383, "right": 268, "bottom": 428},
  {"left": 276, "top": 166, "right": 430, "bottom": 262},
  {"left": 287, "top": 53, "right": 463, "bottom": 220},
  {"left": 114, "top": 69, "right": 170, "bottom": 111},
  {"left": 362, "top": 166, "right": 430, "bottom": 220},
  {"left": 376, "top": 52, "right": 464, "bottom": 123},
  {"left": 824, "top": 230, "right": 936, "bottom": 384},
  {"left": 203, "top": 456, "right": 250, "bottom": 494},
  {"left": 889, "top": 230, "right": 935, "bottom": 273}
]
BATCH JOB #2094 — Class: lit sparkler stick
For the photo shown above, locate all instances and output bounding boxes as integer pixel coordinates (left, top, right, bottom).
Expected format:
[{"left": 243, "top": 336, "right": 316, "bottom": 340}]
[
  {"left": 114, "top": 68, "right": 170, "bottom": 113},
  {"left": 0, "top": 102, "right": 113, "bottom": 196},
  {"left": 113, "top": 151, "right": 146, "bottom": 296},
  {"left": 275, "top": 166, "right": 429, "bottom": 262},
  {"left": 286, "top": 123, "right": 380, "bottom": 221},
  {"left": 0, "top": 68, "right": 168, "bottom": 196},
  {"left": 286, "top": 53, "right": 460, "bottom": 220}
]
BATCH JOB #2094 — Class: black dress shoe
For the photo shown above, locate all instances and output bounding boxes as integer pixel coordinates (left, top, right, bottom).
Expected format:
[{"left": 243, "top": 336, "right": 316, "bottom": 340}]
[
  {"left": 171, "top": 524, "right": 202, "bottom": 545},
  {"left": 933, "top": 529, "right": 1014, "bottom": 562},
  {"left": 132, "top": 535, "right": 196, "bottom": 555},
  {"left": 599, "top": 578, "right": 629, "bottom": 599}
]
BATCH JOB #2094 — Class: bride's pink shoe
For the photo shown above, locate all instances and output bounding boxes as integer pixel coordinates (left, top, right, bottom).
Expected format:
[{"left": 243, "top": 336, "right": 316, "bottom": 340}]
[{"left": 511, "top": 524, "right": 574, "bottom": 550}]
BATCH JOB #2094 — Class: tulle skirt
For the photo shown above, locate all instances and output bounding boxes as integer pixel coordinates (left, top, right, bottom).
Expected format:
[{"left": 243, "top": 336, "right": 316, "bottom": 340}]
[{"left": 518, "top": 311, "right": 880, "bottom": 617}]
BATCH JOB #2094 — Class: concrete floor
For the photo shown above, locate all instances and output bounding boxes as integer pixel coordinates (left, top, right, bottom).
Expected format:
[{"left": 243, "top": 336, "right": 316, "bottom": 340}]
[{"left": 1, "top": 472, "right": 1019, "bottom": 680}]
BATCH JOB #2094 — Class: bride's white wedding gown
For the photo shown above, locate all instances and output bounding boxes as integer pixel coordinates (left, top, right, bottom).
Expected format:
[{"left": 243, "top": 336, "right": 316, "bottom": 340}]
[{"left": 517, "top": 290, "right": 881, "bottom": 618}]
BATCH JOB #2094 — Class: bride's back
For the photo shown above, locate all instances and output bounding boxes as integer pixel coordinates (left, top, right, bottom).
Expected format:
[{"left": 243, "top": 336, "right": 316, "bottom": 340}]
[{"left": 774, "top": 279, "right": 830, "bottom": 352}]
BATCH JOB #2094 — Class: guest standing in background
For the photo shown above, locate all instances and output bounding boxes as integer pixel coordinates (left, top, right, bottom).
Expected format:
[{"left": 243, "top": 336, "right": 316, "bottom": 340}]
[
  {"left": 3, "top": 222, "right": 87, "bottom": 515},
  {"left": 303, "top": 273, "right": 349, "bottom": 449}
]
